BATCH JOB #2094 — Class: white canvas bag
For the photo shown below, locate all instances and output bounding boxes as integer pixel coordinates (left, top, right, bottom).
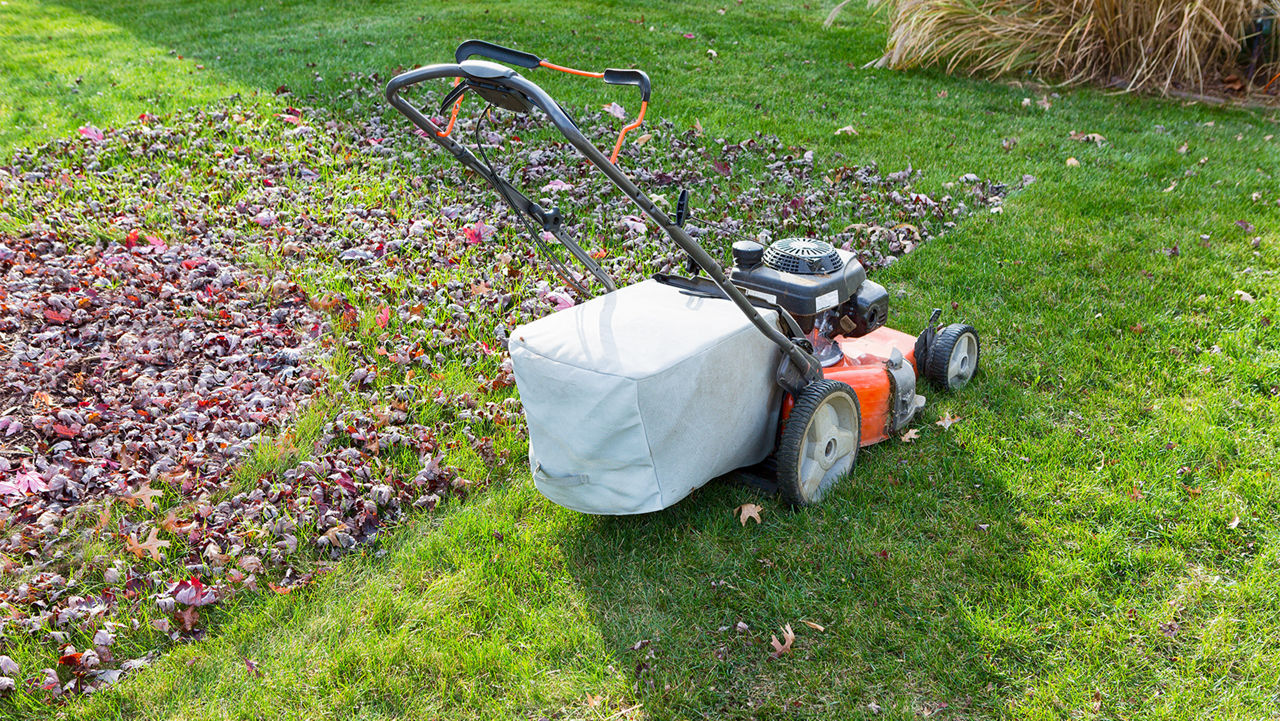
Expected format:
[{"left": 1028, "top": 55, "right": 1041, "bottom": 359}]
[{"left": 510, "top": 279, "right": 783, "bottom": 514}]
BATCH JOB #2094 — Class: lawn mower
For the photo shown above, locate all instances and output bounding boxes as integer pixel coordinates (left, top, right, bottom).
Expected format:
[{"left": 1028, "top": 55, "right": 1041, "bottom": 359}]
[{"left": 385, "top": 41, "right": 981, "bottom": 514}]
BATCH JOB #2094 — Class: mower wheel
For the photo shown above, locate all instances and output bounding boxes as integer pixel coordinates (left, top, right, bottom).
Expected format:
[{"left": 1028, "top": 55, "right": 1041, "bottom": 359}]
[
  {"left": 777, "top": 380, "right": 861, "bottom": 506},
  {"left": 925, "top": 324, "right": 980, "bottom": 391}
]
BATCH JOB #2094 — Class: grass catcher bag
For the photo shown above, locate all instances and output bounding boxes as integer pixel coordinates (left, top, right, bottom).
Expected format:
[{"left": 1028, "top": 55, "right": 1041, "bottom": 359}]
[{"left": 510, "top": 279, "right": 784, "bottom": 514}]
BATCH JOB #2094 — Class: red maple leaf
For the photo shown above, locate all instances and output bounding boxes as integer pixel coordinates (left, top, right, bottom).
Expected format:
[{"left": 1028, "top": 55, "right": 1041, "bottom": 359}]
[
  {"left": 52, "top": 424, "right": 78, "bottom": 438},
  {"left": 43, "top": 308, "right": 70, "bottom": 323},
  {"left": 375, "top": 304, "right": 390, "bottom": 329}
]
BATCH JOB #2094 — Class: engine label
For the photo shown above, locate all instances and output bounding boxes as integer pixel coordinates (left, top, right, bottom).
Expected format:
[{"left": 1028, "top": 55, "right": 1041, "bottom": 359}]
[
  {"left": 744, "top": 289, "right": 778, "bottom": 305},
  {"left": 815, "top": 289, "right": 840, "bottom": 311}
]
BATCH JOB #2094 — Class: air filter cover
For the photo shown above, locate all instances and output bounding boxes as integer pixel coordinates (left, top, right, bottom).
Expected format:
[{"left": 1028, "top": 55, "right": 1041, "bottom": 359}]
[{"left": 762, "top": 238, "right": 844, "bottom": 275}]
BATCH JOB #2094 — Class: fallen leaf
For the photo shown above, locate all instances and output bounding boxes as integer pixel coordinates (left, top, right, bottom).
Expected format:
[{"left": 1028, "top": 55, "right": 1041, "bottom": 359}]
[
  {"left": 735, "top": 503, "right": 763, "bottom": 526},
  {"left": 834, "top": 125, "right": 858, "bottom": 136},
  {"left": 900, "top": 428, "right": 920, "bottom": 443},
  {"left": 602, "top": 102, "right": 627, "bottom": 120},
  {"left": 1066, "top": 157, "right": 1080, "bottom": 167},
  {"left": 1129, "top": 484, "right": 1144, "bottom": 501},
  {"left": 1235, "top": 290, "right": 1255, "bottom": 304},
  {"left": 1069, "top": 130, "right": 1106, "bottom": 145},
  {"left": 802, "top": 620, "right": 825, "bottom": 632},
  {"left": 174, "top": 606, "right": 200, "bottom": 632},
  {"left": 1228, "top": 515, "right": 1241, "bottom": 529},
  {"left": 769, "top": 624, "right": 795, "bottom": 658},
  {"left": 125, "top": 528, "right": 170, "bottom": 562},
  {"left": 375, "top": 304, "right": 390, "bottom": 329},
  {"left": 128, "top": 484, "right": 164, "bottom": 511},
  {"left": 935, "top": 412, "right": 960, "bottom": 430},
  {"left": 633, "top": 133, "right": 652, "bottom": 147}
]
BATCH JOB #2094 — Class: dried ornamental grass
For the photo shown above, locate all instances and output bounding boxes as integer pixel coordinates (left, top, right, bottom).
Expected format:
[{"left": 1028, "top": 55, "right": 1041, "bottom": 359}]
[{"left": 853, "top": 0, "right": 1280, "bottom": 94}]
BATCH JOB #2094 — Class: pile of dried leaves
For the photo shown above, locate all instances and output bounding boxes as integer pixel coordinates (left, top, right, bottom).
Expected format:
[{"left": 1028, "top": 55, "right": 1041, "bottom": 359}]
[{"left": 0, "top": 73, "right": 1010, "bottom": 700}]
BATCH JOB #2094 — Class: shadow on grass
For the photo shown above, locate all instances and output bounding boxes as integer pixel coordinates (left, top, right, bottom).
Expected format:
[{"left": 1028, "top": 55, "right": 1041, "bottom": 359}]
[{"left": 555, "top": 392, "right": 1037, "bottom": 717}]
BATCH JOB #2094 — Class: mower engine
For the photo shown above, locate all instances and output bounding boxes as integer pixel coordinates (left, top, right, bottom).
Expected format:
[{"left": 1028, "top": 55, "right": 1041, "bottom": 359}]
[{"left": 728, "top": 238, "right": 888, "bottom": 364}]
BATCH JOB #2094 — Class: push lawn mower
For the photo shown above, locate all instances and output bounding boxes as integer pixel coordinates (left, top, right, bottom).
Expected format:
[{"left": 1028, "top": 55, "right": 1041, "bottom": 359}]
[{"left": 386, "top": 41, "right": 981, "bottom": 514}]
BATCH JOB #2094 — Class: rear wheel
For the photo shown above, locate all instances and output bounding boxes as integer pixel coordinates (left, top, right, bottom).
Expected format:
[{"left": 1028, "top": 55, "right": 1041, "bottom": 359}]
[
  {"left": 777, "top": 380, "right": 861, "bottom": 506},
  {"left": 925, "top": 324, "right": 980, "bottom": 391}
]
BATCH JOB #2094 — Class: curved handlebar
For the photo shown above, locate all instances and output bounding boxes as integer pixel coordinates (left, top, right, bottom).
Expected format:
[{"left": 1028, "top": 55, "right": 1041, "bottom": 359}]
[
  {"left": 602, "top": 69, "right": 651, "bottom": 103},
  {"left": 383, "top": 55, "right": 825, "bottom": 388},
  {"left": 455, "top": 39, "right": 540, "bottom": 69}
]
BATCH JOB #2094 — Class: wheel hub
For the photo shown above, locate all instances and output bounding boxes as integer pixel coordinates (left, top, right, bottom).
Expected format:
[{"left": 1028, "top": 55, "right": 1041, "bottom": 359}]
[{"left": 799, "top": 395, "right": 858, "bottom": 498}]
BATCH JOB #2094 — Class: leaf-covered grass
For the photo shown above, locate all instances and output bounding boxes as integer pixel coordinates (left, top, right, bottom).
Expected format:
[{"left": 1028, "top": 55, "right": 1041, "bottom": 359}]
[{"left": 2, "top": 0, "right": 1279, "bottom": 719}]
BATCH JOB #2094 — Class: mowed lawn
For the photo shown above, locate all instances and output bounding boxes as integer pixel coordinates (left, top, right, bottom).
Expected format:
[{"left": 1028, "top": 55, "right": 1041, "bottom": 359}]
[{"left": 3, "top": 0, "right": 1280, "bottom": 719}]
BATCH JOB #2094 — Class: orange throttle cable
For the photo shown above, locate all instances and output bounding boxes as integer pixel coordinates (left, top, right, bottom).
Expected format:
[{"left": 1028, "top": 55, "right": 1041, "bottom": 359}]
[
  {"left": 610, "top": 101, "right": 647, "bottom": 164},
  {"left": 539, "top": 60, "right": 604, "bottom": 78},
  {"left": 438, "top": 78, "right": 464, "bottom": 137},
  {"left": 539, "top": 60, "right": 648, "bottom": 165}
]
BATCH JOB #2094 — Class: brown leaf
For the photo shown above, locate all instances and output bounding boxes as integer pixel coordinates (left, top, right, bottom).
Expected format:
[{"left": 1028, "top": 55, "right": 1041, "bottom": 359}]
[
  {"left": 174, "top": 606, "right": 200, "bottom": 632},
  {"left": 1129, "top": 484, "right": 1144, "bottom": 502},
  {"left": 128, "top": 484, "right": 164, "bottom": 511},
  {"left": 734, "top": 503, "right": 763, "bottom": 526},
  {"left": 769, "top": 624, "right": 795, "bottom": 658},
  {"left": 900, "top": 428, "right": 920, "bottom": 443},
  {"left": 1228, "top": 515, "right": 1241, "bottom": 529},
  {"left": 95, "top": 500, "right": 113, "bottom": 531},
  {"left": 1069, "top": 130, "right": 1106, "bottom": 145},
  {"left": 801, "top": 620, "right": 825, "bottom": 632},
  {"left": 160, "top": 509, "right": 195, "bottom": 534},
  {"left": 125, "top": 528, "right": 170, "bottom": 562},
  {"left": 935, "top": 412, "right": 960, "bottom": 430}
]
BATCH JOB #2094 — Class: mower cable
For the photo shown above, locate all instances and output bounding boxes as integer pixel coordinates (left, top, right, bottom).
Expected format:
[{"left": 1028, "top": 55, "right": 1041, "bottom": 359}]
[{"left": 473, "top": 105, "right": 594, "bottom": 296}]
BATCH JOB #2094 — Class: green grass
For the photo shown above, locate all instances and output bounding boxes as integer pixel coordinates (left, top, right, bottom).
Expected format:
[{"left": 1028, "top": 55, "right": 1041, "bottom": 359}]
[{"left": 3, "top": 0, "right": 1280, "bottom": 719}]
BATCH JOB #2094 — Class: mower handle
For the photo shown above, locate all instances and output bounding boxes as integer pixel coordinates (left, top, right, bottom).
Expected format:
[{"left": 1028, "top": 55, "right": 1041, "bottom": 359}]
[
  {"left": 455, "top": 39, "right": 540, "bottom": 69},
  {"left": 384, "top": 60, "right": 824, "bottom": 390}
]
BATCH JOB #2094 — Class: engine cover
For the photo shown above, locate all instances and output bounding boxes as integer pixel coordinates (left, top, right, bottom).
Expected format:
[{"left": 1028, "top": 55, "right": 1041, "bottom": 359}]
[{"left": 729, "top": 239, "right": 866, "bottom": 318}]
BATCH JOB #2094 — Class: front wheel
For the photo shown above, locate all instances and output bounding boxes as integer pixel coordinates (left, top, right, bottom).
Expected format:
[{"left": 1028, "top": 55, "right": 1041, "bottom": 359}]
[
  {"left": 776, "top": 380, "right": 861, "bottom": 506},
  {"left": 925, "top": 323, "right": 980, "bottom": 391}
]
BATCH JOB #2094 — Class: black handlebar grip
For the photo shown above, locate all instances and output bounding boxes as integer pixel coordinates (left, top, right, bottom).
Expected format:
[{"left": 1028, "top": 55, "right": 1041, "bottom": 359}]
[
  {"left": 455, "top": 39, "right": 540, "bottom": 69},
  {"left": 602, "top": 68, "right": 651, "bottom": 103}
]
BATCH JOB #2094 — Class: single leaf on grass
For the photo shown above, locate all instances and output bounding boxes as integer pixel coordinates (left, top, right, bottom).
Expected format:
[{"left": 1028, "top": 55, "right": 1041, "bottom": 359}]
[
  {"left": 125, "top": 528, "right": 170, "bottom": 562},
  {"left": 174, "top": 606, "right": 200, "bottom": 632},
  {"left": 1228, "top": 515, "right": 1241, "bottom": 529},
  {"left": 900, "top": 428, "right": 920, "bottom": 443},
  {"left": 1129, "top": 484, "right": 1144, "bottom": 501},
  {"left": 127, "top": 484, "right": 164, "bottom": 511},
  {"left": 160, "top": 509, "right": 194, "bottom": 534},
  {"left": 835, "top": 125, "right": 858, "bottom": 136},
  {"left": 603, "top": 102, "right": 627, "bottom": 120},
  {"left": 735, "top": 503, "right": 763, "bottom": 526},
  {"left": 1069, "top": 130, "right": 1106, "bottom": 145},
  {"left": 95, "top": 501, "right": 112, "bottom": 531},
  {"left": 802, "top": 620, "right": 825, "bottom": 632},
  {"left": 769, "top": 624, "right": 795, "bottom": 658},
  {"left": 935, "top": 412, "right": 960, "bottom": 430},
  {"left": 375, "top": 304, "right": 390, "bottom": 329}
]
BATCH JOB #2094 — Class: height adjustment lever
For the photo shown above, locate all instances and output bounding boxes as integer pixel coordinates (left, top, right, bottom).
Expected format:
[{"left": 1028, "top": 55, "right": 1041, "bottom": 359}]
[{"left": 674, "top": 188, "right": 690, "bottom": 228}]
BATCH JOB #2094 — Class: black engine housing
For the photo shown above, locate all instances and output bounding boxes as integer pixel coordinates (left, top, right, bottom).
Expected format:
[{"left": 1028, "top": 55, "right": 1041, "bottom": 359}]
[{"left": 729, "top": 238, "right": 887, "bottom": 336}]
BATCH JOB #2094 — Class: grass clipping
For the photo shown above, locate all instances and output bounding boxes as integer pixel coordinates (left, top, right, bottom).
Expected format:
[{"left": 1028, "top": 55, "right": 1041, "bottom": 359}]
[{"left": 853, "top": 0, "right": 1280, "bottom": 94}]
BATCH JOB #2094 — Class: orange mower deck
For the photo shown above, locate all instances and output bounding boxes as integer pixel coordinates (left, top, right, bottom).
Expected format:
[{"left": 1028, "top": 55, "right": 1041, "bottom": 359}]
[{"left": 782, "top": 326, "right": 918, "bottom": 446}]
